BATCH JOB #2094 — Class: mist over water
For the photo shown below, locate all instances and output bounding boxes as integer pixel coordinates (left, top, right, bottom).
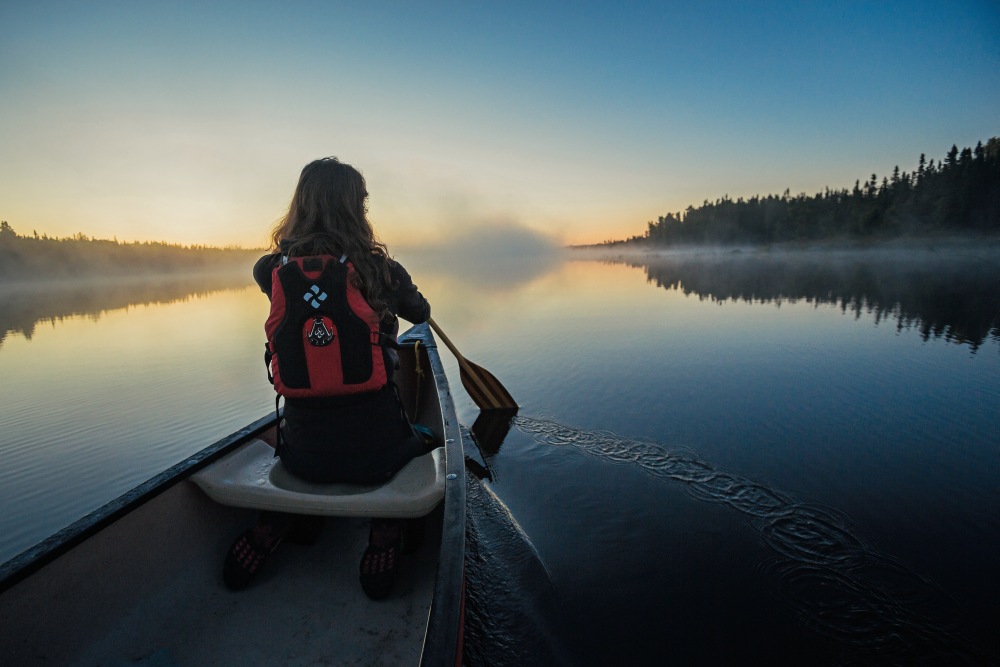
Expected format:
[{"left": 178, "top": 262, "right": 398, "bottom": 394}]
[{"left": 396, "top": 220, "right": 565, "bottom": 290}]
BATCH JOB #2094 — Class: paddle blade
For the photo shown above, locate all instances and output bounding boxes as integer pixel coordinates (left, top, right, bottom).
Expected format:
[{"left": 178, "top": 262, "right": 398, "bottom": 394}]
[
  {"left": 426, "top": 317, "right": 518, "bottom": 411},
  {"left": 458, "top": 358, "right": 518, "bottom": 412},
  {"left": 471, "top": 407, "right": 518, "bottom": 456}
]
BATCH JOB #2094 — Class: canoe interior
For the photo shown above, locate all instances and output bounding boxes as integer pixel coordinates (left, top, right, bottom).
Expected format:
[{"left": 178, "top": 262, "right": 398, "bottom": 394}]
[{"left": 0, "top": 324, "right": 465, "bottom": 666}]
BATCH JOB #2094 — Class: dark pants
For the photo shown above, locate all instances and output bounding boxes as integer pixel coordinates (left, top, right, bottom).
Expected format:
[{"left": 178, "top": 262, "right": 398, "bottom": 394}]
[{"left": 278, "top": 386, "right": 427, "bottom": 484}]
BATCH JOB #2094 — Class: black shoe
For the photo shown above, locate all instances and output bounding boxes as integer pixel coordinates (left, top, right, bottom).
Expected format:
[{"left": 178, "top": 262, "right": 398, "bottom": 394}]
[
  {"left": 359, "top": 519, "right": 402, "bottom": 600},
  {"left": 222, "top": 515, "right": 289, "bottom": 590}
]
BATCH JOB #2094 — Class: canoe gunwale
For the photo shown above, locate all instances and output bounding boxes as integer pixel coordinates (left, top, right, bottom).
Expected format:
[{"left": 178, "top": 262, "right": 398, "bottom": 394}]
[
  {"left": 407, "top": 326, "right": 467, "bottom": 666},
  {"left": 0, "top": 411, "right": 278, "bottom": 594}
]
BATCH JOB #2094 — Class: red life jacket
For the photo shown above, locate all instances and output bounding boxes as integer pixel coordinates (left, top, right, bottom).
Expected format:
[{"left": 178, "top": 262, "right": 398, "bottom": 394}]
[{"left": 265, "top": 254, "right": 389, "bottom": 398}]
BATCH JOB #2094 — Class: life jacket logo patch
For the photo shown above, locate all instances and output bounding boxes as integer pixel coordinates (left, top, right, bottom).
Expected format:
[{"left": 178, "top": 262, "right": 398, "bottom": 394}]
[
  {"left": 303, "top": 285, "right": 328, "bottom": 309},
  {"left": 307, "top": 317, "right": 334, "bottom": 347}
]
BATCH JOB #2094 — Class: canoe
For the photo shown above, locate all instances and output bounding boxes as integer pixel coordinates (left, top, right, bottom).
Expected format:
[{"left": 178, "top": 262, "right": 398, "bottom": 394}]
[{"left": 0, "top": 323, "right": 466, "bottom": 666}]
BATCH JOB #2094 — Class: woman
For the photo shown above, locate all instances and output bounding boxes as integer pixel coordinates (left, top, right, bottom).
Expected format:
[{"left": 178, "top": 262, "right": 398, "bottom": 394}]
[{"left": 224, "top": 157, "right": 433, "bottom": 599}]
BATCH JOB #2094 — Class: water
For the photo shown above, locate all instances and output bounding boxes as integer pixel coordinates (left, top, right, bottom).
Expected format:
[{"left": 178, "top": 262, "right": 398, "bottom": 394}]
[
  {"left": 0, "top": 274, "right": 275, "bottom": 561},
  {"left": 1, "top": 245, "right": 998, "bottom": 664}
]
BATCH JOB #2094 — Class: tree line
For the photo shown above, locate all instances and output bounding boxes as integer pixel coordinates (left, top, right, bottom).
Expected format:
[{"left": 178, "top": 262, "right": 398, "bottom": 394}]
[
  {"left": 622, "top": 138, "right": 1000, "bottom": 246},
  {"left": 0, "top": 222, "right": 261, "bottom": 282}
]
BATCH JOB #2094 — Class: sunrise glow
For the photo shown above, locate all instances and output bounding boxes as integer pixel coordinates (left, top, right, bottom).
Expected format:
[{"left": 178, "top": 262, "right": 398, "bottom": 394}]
[{"left": 1, "top": 2, "right": 997, "bottom": 249}]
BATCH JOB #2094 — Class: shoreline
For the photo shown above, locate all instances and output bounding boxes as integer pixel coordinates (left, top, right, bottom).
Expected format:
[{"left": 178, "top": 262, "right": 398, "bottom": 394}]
[{"left": 570, "top": 234, "right": 1000, "bottom": 261}]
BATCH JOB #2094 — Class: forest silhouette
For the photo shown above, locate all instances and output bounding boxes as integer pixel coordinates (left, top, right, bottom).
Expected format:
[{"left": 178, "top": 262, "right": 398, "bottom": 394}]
[
  {"left": 616, "top": 138, "right": 999, "bottom": 246},
  {"left": 0, "top": 224, "right": 264, "bottom": 348},
  {"left": 0, "top": 223, "right": 260, "bottom": 282}
]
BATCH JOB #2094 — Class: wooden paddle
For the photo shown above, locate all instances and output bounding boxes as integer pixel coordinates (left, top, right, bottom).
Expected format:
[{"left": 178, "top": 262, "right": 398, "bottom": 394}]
[{"left": 427, "top": 317, "right": 518, "bottom": 411}]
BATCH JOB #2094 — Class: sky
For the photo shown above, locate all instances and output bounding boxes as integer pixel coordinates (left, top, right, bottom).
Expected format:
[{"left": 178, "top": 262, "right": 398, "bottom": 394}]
[{"left": 1, "top": 1, "right": 998, "bottom": 249}]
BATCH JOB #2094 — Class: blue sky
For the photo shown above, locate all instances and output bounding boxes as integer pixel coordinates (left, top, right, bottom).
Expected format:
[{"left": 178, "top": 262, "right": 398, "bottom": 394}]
[{"left": 1, "top": 1, "right": 997, "bottom": 247}]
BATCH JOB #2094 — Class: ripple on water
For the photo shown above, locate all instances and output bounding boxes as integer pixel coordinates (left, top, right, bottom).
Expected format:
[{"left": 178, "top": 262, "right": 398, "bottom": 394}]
[
  {"left": 512, "top": 416, "right": 992, "bottom": 664},
  {"left": 758, "top": 505, "right": 869, "bottom": 567}
]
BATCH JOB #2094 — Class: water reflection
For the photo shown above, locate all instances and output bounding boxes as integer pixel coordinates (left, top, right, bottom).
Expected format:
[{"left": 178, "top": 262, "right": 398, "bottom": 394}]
[
  {"left": 0, "top": 271, "right": 254, "bottom": 349},
  {"left": 587, "top": 244, "right": 1000, "bottom": 351}
]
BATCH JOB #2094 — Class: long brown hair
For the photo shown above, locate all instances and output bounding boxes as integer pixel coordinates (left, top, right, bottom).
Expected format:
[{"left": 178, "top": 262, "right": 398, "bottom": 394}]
[{"left": 270, "top": 157, "right": 393, "bottom": 316}]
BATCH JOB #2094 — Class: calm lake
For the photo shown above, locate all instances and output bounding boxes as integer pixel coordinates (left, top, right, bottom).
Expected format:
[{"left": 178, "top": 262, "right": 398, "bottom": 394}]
[{"left": 1, "top": 242, "right": 998, "bottom": 664}]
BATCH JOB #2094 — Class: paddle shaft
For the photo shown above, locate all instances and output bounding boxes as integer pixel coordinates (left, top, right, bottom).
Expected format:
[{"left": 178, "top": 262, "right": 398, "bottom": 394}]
[
  {"left": 427, "top": 317, "right": 517, "bottom": 411},
  {"left": 427, "top": 318, "right": 468, "bottom": 366}
]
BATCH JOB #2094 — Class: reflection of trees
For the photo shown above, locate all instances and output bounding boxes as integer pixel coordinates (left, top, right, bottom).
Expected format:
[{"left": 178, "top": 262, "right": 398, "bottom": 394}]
[
  {"left": 608, "top": 248, "right": 1000, "bottom": 351},
  {"left": 0, "top": 272, "right": 254, "bottom": 348}
]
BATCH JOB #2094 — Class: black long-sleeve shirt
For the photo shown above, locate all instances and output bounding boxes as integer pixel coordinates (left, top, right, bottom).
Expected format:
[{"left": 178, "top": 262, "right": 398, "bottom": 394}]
[{"left": 252, "top": 251, "right": 432, "bottom": 483}]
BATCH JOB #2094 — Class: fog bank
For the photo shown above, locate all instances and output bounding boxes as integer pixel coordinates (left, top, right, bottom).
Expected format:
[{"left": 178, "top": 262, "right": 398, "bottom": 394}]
[{"left": 395, "top": 220, "right": 566, "bottom": 289}]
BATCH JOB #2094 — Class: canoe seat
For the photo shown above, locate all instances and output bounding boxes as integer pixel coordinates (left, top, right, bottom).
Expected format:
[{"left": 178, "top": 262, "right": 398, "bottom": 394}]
[{"left": 191, "top": 439, "right": 445, "bottom": 518}]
